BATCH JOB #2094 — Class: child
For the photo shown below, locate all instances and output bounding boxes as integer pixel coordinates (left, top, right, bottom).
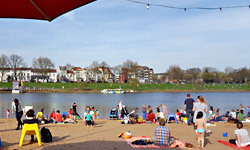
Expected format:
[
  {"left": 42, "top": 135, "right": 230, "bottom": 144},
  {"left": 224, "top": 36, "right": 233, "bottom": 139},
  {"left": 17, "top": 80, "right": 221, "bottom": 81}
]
[
  {"left": 195, "top": 111, "right": 207, "bottom": 149},
  {"left": 55, "top": 110, "right": 62, "bottom": 123},
  {"left": 6, "top": 109, "right": 10, "bottom": 119},
  {"left": 23, "top": 109, "right": 39, "bottom": 141},
  {"left": 175, "top": 109, "right": 181, "bottom": 122},
  {"left": 91, "top": 107, "right": 97, "bottom": 120},
  {"left": 85, "top": 111, "right": 93, "bottom": 128}
]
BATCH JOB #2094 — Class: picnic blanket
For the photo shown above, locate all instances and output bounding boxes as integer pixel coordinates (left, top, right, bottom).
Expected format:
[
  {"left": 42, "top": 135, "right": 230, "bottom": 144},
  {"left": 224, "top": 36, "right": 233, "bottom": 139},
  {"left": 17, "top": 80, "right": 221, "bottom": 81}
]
[
  {"left": 218, "top": 141, "right": 250, "bottom": 150},
  {"left": 125, "top": 136, "right": 186, "bottom": 149}
]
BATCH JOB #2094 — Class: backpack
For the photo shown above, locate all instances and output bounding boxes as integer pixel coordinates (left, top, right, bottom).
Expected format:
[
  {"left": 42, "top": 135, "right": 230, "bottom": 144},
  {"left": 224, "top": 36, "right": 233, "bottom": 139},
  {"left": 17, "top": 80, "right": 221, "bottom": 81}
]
[{"left": 41, "top": 127, "right": 52, "bottom": 143}]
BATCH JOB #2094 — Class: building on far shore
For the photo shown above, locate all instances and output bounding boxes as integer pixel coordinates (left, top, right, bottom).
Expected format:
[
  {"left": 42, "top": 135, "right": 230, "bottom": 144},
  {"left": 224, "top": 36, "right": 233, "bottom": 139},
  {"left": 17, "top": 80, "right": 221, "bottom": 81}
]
[
  {"left": 118, "top": 65, "right": 154, "bottom": 83},
  {"left": 0, "top": 68, "right": 57, "bottom": 82}
]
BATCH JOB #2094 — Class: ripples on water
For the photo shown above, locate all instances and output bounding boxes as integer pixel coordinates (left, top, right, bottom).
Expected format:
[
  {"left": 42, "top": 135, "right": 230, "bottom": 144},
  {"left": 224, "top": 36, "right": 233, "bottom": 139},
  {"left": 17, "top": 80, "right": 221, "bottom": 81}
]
[{"left": 0, "top": 92, "right": 249, "bottom": 118}]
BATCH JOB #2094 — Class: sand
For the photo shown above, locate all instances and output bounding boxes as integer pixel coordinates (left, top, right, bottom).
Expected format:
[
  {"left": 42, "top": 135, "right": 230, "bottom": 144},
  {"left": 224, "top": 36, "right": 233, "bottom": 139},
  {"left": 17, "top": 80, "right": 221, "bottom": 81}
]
[{"left": 1, "top": 118, "right": 250, "bottom": 150}]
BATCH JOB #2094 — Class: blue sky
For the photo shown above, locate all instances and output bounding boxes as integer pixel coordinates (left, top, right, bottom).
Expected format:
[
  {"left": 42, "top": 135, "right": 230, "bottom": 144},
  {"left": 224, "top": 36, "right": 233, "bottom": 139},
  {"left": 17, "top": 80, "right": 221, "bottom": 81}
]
[{"left": 0, "top": 0, "right": 250, "bottom": 73}]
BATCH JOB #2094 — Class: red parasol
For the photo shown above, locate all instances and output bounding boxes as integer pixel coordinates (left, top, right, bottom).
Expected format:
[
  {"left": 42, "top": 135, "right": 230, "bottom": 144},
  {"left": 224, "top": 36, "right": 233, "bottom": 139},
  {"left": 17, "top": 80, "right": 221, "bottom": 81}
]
[{"left": 0, "top": 0, "right": 96, "bottom": 21}]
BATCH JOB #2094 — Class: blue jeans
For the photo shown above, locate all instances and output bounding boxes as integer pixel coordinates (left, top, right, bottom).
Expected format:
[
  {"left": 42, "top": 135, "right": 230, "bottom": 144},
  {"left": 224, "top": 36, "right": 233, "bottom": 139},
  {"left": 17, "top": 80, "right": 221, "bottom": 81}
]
[
  {"left": 186, "top": 109, "right": 194, "bottom": 125},
  {"left": 16, "top": 111, "right": 23, "bottom": 129}
]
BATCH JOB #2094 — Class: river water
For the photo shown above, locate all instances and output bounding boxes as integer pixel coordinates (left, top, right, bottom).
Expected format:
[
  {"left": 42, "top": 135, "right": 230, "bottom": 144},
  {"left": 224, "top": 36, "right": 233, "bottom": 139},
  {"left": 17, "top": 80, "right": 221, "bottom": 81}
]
[{"left": 0, "top": 92, "right": 249, "bottom": 119}]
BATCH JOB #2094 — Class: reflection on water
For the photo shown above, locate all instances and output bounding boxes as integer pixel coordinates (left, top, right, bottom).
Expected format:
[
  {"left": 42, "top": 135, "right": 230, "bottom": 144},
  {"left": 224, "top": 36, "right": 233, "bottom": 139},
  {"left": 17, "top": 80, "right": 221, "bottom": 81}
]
[{"left": 0, "top": 92, "right": 249, "bottom": 119}]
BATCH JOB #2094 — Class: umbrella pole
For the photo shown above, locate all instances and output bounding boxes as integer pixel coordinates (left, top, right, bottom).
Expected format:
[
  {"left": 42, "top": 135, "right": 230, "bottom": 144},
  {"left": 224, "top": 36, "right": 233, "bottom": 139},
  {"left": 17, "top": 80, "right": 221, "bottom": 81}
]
[{"left": 29, "top": 0, "right": 51, "bottom": 21}]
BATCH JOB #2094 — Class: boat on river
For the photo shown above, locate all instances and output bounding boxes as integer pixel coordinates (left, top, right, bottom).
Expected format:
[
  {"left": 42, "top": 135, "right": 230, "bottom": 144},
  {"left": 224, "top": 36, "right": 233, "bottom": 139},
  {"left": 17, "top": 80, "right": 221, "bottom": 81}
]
[{"left": 101, "top": 89, "right": 125, "bottom": 94}]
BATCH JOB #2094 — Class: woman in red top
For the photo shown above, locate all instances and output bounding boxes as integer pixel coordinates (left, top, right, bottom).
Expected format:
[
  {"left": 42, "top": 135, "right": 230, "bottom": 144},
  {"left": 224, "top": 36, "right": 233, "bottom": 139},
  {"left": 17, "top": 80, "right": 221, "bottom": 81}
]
[
  {"left": 49, "top": 109, "right": 56, "bottom": 120},
  {"left": 147, "top": 110, "right": 155, "bottom": 122}
]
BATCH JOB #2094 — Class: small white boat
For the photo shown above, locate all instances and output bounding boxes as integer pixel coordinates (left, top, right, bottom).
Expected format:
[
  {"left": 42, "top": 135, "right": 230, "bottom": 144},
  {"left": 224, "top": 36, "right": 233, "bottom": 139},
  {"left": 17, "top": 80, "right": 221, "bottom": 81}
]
[{"left": 101, "top": 89, "right": 125, "bottom": 94}]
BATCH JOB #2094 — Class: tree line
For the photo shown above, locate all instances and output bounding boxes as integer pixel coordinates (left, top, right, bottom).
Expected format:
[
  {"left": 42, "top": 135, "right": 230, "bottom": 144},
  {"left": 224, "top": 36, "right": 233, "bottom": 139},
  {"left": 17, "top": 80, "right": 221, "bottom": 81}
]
[
  {"left": 1, "top": 53, "right": 250, "bottom": 84},
  {"left": 0, "top": 54, "right": 54, "bottom": 81},
  {"left": 164, "top": 65, "right": 250, "bottom": 84}
]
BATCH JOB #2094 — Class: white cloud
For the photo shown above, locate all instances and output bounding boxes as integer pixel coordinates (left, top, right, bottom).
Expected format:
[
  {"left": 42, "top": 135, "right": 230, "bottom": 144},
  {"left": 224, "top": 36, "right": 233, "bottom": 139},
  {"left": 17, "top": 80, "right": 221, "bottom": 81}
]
[{"left": 63, "top": 11, "right": 75, "bottom": 21}]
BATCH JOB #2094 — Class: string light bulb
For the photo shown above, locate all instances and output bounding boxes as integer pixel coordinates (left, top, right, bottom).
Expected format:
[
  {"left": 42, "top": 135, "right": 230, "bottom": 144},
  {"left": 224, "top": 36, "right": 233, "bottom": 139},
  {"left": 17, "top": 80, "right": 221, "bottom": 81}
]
[
  {"left": 147, "top": 4, "right": 150, "bottom": 10},
  {"left": 184, "top": 8, "right": 187, "bottom": 11},
  {"left": 220, "top": 7, "right": 222, "bottom": 11}
]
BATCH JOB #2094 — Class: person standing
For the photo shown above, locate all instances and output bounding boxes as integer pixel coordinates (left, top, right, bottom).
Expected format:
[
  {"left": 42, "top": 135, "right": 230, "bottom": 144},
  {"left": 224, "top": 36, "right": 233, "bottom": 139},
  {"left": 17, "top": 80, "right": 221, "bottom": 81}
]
[
  {"left": 12, "top": 98, "right": 24, "bottom": 130},
  {"left": 193, "top": 96, "right": 208, "bottom": 123},
  {"left": 119, "top": 100, "right": 123, "bottom": 119},
  {"left": 184, "top": 94, "right": 195, "bottom": 125},
  {"left": 72, "top": 102, "right": 77, "bottom": 121},
  {"left": 160, "top": 104, "right": 168, "bottom": 118}
]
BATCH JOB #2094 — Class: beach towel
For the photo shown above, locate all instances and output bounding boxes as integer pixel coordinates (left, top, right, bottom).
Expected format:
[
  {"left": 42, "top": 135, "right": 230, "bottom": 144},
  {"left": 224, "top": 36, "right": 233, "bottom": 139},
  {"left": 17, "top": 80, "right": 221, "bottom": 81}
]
[
  {"left": 218, "top": 141, "right": 250, "bottom": 150},
  {"left": 125, "top": 136, "right": 186, "bottom": 149}
]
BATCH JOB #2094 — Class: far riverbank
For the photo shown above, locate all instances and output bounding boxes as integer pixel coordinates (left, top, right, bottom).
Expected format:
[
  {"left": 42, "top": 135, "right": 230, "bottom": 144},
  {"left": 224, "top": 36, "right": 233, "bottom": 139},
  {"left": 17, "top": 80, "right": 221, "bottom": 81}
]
[{"left": 1, "top": 89, "right": 250, "bottom": 93}]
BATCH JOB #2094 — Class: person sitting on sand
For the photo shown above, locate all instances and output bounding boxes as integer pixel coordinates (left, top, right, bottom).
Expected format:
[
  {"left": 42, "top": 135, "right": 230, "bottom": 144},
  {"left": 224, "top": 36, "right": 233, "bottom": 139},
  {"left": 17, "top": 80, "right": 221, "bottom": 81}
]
[
  {"left": 229, "top": 122, "right": 250, "bottom": 147},
  {"left": 49, "top": 109, "right": 56, "bottom": 120},
  {"left": 142, "top": 104, "right": 147, "bottom": 120},
  {"left": 147, "top": 105, "right": 152, "bottom": 115},
  {"left": 55, "top": 110, "right": 62, "bottom": 123},
  {"left": 229, "top": 109, "right": 237, "bottom": 119},
  {"left": 69, "top": 108, "right": 72, "bottom": 119},
  {"left": 225, "top": 110, "right": 230, "bottom": 118},
  {"left": 237, "top": 110, "right": 245, "bottom": 122},
  {"left": 178, "top": 108, "right": 187, "bottom": 122},
  {"left": 152, "top": 118, "right": 171, "bottom": 146},
  {"left": 247, "top": 106, "right": 250, "bottom": 118},
  {"left": 155, "top": 107, "right": 160, "bottom": 122},
  {"left": 85, "top": 111, "right": 93, "bottom": 128},
  {"left": 23, "top": 109, "right": 39, "bottom": 141},
  {"left": 146, "top": 110, "right": 155, "bottom": 123},
  {"left": 175, "top": 109, "right": 181, "bottom": 122},
  {"left": 195, "top": 111, "right": 207, "bottom": 149}
]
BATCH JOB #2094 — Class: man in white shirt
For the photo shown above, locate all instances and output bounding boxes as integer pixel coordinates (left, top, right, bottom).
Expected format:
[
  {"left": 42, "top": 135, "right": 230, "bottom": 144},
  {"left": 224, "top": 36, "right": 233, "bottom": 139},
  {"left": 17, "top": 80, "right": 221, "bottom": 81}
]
[
  {"left": 119, "top": 100, "right": 123, "bottom": 119},
  {"left": 12, "top": 98, "right": 24, "bottom": 130}
]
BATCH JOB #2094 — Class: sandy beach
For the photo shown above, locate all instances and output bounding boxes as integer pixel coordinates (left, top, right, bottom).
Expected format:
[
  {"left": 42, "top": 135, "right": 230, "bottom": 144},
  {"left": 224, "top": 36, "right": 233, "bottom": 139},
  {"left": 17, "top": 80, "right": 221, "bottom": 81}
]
[{"left": 1, "top": 118, "right": 250, "bottom": 150}]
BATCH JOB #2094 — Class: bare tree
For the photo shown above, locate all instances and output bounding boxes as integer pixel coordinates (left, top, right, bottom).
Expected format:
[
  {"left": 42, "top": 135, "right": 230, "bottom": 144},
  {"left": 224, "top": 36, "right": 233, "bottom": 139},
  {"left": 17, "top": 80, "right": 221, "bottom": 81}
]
[
  {"left": 167, "top": 65, "right": 184, "bottom": 82},
  {"left": 224, "top": 66, "right": 235, "bottom": 75},
  {"left": 122, "top": 60, "right": 138, "bottom": 69},
  {"left": 99, "top": 61, "right": 110, "bottom": 68},
  {"left": 90, "top": 61, "right": 99, "bottom": 68},
  {"left": 65, "top": 63, "right": 74, "bottom": 70},
  {"left": 0, "top": 54, "right": 9, "bottom": 81},
  {"left": 32, "top": 57, "right": 55, "bottom": 82},
  {"left": 111, "top": 65, "right": 123, "bottom": 75},
  {"left": 185, "top": 68, "right": 201, "bottom": 83},
  {"left": 8, "top": 54, "right": 26, "bottom": 80}
]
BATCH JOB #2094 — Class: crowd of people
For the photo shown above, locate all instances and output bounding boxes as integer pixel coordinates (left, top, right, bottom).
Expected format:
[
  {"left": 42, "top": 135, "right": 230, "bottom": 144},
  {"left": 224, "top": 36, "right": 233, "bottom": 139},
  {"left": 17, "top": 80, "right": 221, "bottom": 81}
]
[
  {"left": 10, "top": 99, "right": 98, "bottom": 131},
  {"left": 116, "top": 94, "right": 250, "bottom": 149},
  {"left": 9, "top": 95, "right": 250, "bottom": 149}
]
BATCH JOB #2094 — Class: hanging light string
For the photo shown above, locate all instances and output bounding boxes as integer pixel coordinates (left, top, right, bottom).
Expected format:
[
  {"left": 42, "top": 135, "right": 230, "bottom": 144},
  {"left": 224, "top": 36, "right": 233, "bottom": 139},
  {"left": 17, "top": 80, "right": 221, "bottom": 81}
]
[{"left": 125, "top": 0, "right": 250, "bottom": 11}]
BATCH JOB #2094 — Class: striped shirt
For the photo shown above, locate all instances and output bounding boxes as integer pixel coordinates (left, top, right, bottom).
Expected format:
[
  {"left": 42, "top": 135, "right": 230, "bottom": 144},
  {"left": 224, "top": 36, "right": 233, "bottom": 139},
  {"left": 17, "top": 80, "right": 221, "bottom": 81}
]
[{"left": 154, "top": 126, "right": 170, "bottom": 146}]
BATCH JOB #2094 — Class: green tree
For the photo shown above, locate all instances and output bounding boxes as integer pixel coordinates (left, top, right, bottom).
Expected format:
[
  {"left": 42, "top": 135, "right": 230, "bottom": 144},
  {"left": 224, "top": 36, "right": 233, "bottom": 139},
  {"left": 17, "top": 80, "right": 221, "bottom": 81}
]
[
  {"left": 78, "top": 82, "right": 89, "bottom": 90},
  {"left": 129, "top": 78, "right": 139, "bottom": 90}
]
